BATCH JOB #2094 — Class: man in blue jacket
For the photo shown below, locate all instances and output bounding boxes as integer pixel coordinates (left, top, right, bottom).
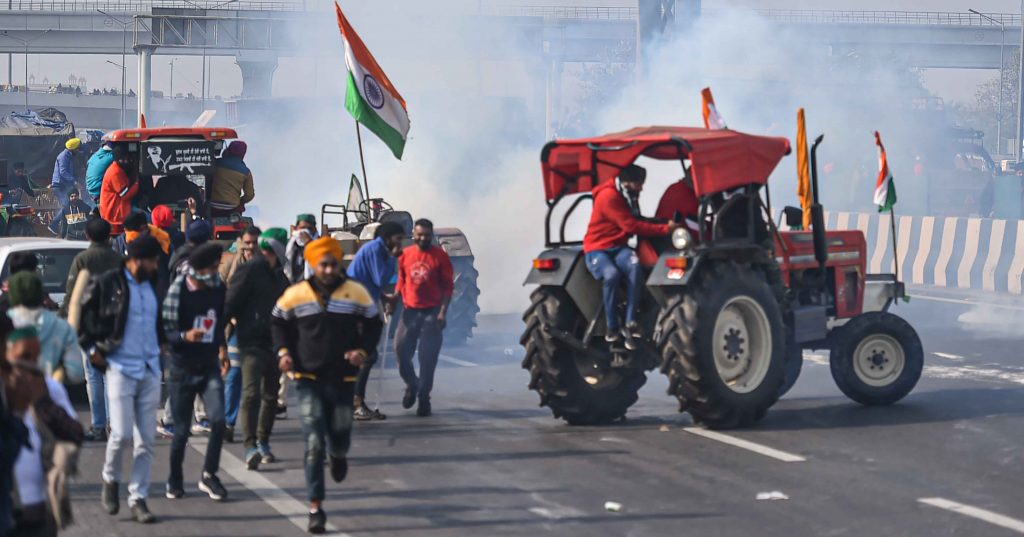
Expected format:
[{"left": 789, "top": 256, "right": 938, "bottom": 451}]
[
  {"left": 86, "top": 142, "right": 114, "bottom": 205},
  {"left": 346, "top": 221, "right": 405, "bottom": 421},
  {"left": 51, "top": 138, "right": 82, "bottom": 209}
]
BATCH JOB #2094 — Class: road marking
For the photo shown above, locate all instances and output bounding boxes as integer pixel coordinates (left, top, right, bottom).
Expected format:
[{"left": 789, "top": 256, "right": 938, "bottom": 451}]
[
  {"left": 682, "top": 428, "right": 806, "bottom": 462},
  {"left": 189, "top": 439, "right": 352, "bottom": 536},
  {"left": 918, "top": 498, "right": 1024, "bottom": 534},
  {"left": 439, "top": 354, "right": 478, "bottom": 367},
  {"left": 932, "top": 352, "right": 964, "bottom": 361},
  {"left": 528, "top": 493, "right": 585, "bottom": 519},
  {"left": 911, "top": 293, "right": 1024, "bottom": 312}
]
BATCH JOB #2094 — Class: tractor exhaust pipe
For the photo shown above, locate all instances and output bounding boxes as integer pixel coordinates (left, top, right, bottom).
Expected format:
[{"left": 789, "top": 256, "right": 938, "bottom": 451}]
[{"left": 809, "top": 134, "right": 827, "bottom": 273}]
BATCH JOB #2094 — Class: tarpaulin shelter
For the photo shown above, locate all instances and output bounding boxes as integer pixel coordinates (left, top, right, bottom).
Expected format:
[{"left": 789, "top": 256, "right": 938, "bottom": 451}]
[{"left": 0, "top": 108, "right": 75, "bottom": 187}]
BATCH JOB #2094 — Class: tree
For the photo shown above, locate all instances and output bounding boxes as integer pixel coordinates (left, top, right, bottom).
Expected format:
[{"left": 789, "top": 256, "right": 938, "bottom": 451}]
[{"left": 958, "top": 51, "right": 1019, "bottom": 156}]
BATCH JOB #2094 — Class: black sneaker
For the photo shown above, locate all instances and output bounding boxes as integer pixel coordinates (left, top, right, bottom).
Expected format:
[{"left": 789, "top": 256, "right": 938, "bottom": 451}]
[
  {"left": 101, "top": 481, "right": 119, "bottom": 515},
  {"left": 623, "top": 322, "right": 642, "bottom": 351},
  {"left": 165, "top": 483, "right": 184, "bottom": 500},
  {"left": 401, "top": 387, "right": 417, "bottom": 409},
  {"left": 275, "top": 404, "right": 288, "bottom": 419},
  {"left": 130, "top": 499, "right": 156, "bottom": 524},
  {"left": 328, "top": 455, "right": 348, "bottom": 483},
  {"left": 416, "top": 398, "right": 432, "bottom": 417},
  {"left": 308, "top": 509, "right": 327, "bottom": 534},
  {"left": 198, "top": 472, "right": 227, "bottom": 502},
  {"left": 85, "top": 426, "right": 107, "bottom": 442},
  {"left": 604, "top": 331, "right": 623, "bottom": 345},
  {"left": 353, "top": 405, "right": 374, "bottom": 421},
  {"left": 245, "top": 448, "right": 261, "bottom": 471},
  {"left": 225, "top": 426, "right": 235, "bottom": 444}
]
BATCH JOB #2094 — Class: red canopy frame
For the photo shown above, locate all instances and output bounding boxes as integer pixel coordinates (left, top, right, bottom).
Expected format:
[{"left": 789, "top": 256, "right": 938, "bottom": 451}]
[{"left": 541, "top": 126, "right": 792, "bottom": 201}]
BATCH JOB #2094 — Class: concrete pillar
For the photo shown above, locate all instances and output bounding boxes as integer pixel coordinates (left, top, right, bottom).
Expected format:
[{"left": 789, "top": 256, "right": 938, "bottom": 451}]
[
  {"left": 136, "top": 45, "right": 155, "bottom": 127},
  {"left": 235, "top": 51, "right": 278, "bottom": 99}
]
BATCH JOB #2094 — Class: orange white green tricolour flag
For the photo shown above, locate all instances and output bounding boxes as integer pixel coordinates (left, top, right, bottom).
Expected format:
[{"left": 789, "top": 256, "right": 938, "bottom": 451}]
[
  {"left": 336, "top": 2, "right": 410, "bottom": 159},
  {"left": 701, "top": 87, "right": 727, "bottom": 130},
  {"left": 873, "top": 131, "right": 897, "bottom": 212},
  {"left": 796, "top": 108, "right": 813, "bottom": 229}
]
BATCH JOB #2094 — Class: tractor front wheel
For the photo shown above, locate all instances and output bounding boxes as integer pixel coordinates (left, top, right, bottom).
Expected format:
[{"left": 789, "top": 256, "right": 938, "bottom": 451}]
[
  {"left": 829, "top": 312, "right": 923, "bottom": 406},
  {"left": 657, "top": 262, "right": 785, "bottom": 429},
  {"left": 521, "top": 286, "right": 646, "bottom": 425}
]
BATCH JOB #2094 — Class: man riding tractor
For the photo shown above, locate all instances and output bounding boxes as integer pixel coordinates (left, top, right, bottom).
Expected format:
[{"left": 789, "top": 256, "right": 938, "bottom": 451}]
[{"left": 521, "top": 126, "right": 923, "bottom": 429}]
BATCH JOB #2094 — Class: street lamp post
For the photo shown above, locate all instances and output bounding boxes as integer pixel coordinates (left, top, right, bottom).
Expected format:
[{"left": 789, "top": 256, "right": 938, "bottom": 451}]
[
  {"left": 98, "top": 10, "right": 129, "bottom": 129},
  {"left": 971, "top": 9, "right": 1006, "bottom": 156},
  {"left": 169, "top": 58, "right": 176, "bottom": 98},
  {"left": 0, "top": 29, "right": 52, "bottom": 112}
]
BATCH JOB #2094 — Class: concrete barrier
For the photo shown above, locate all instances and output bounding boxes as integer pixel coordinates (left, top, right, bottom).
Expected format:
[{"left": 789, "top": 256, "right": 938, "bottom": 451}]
[{"left": 822, "top": 212, "right": 1024, "bottom": 295}]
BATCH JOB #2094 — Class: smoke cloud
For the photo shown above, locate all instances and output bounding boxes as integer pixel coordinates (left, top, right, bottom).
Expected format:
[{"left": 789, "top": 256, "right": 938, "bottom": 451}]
[{"left": 239, "top": 3, "right": 951, "bottom": 314}]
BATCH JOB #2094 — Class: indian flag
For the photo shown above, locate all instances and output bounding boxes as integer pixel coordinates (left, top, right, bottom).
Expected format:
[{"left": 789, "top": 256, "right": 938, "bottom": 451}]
[
  {"left": 701, "top": 87, "right": 727, "bottom": 130},
  {"left": 336, "top": 2, "right": 410, "bottom": 159},
  {"left": 873, "top": 131, "right": 897, "bottom": 212}
]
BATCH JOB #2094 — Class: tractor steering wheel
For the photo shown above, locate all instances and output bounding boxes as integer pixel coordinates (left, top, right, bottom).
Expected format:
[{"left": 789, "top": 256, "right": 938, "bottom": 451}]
[{"left": 358, "top": 198, "right": 394, "bottom": 221}]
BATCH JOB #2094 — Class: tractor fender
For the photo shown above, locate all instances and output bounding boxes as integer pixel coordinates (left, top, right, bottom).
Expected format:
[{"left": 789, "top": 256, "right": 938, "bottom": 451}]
[
  {"left": 862, "top": 274, "right": 905, "bottom": 314},
  {"left": 525, "top": 247, "right": 602, "bottom": 324},
  {"left": 435, "top": 228, "right": 474, "bottom": 258}
]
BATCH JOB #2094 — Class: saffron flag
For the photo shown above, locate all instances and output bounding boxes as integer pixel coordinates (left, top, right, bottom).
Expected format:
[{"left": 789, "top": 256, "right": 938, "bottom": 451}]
[
  {"left": 336, "top": 2, "right": 410, "bottom": 159},
  {"left": 701, "top": 87, "right": 727, "bottom": 130},
  {"left": 874, "top": 131, "right": 897, "bottom": 212},
  {"left": 796, "top": 108, "right": 813, "bottom": 229}
]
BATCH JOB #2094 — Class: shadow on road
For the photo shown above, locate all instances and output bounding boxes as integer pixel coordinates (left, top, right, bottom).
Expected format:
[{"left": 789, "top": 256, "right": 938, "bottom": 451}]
[
  {"left": 351, "top": 448, "right": 629, "bottom": 466},
  {"left": 761, "top": 387, "right": 1024, "bottom": 431}
]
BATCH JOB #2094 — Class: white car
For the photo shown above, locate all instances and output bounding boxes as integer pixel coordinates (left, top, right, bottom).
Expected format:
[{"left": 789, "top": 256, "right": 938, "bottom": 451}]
[{"left": 0, "top": 238, "right": 90, "bottom": 305}]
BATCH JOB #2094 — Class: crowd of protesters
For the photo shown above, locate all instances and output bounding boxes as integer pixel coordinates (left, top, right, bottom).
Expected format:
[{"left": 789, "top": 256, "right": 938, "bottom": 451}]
[{"left": 0, "top": 159, "right": 455, "bottom": 535}]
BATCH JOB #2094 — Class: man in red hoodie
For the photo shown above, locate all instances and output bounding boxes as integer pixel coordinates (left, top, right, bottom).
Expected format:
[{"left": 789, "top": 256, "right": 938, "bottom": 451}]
[
  {"left": 583, "top": 164, "right": 678, "bottom": 350},
  {"left": 393, "top": 218, "right": 454, "bottom": 417}
]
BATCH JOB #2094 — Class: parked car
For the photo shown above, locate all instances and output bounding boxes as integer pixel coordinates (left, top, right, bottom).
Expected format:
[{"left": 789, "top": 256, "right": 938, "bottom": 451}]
[{"left": 0, "top": 237, "right": 88, "bottom": 305}]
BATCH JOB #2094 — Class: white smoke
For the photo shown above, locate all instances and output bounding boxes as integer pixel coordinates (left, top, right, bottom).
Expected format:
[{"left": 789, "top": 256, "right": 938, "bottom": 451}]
[{"left": 239, "top": 2, "right": 949, "bottom": 314}]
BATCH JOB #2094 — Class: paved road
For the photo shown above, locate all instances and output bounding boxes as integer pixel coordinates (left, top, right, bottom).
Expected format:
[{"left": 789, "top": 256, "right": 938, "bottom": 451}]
[{"left": 64, "top": 288, "right": 1024, "bottom": 536}]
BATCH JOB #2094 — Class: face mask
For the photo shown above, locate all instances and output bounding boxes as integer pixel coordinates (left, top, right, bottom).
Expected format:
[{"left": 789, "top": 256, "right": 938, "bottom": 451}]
[{"left": 190, "top": 269, "right": 217, "bottom": 284}]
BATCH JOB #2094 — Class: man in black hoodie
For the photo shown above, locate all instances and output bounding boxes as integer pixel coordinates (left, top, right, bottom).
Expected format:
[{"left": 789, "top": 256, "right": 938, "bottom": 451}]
[
  {"left": 225, "top": 228, "right": 289, "bottom": 470},
  {"left": 161, "top": 243, "right": 229, "bottom": 502}
]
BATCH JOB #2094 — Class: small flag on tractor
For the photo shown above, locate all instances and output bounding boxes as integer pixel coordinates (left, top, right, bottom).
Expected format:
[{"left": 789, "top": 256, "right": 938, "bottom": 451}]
[
  {"left": 795, "top": 108, "right": 812, "bottom": 229},
  {"left": 346, "top": 174, "right": 366, "bottom": 222},
  {"left": 701, "top": 87, "right": 727, "bottom": 130},
  {"left": 335, "top": 2, "right": 410, "bottom": 159},
  {"left": 874, "top": 131, "right": 897, "bottom": 212}
]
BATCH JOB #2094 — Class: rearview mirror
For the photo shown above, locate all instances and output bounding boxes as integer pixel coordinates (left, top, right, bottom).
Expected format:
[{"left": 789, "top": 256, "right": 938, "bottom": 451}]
[{"left": 783, "top": 206, "right": 803, "bottom": 228}]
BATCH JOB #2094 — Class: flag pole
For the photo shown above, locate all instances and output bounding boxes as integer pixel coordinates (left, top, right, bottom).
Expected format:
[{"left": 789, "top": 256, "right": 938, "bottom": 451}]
[
  {"left": 355, "top": 120, "right": 371, "bottom": 203},
  {"left": 889, "top": 207, "right": 899, "bottom": 285}
]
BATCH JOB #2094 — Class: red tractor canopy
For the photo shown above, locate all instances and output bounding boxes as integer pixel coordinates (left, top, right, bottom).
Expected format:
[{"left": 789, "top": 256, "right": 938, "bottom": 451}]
[{"left": 541, "top": 126, "right": 791, "bottom": 201}]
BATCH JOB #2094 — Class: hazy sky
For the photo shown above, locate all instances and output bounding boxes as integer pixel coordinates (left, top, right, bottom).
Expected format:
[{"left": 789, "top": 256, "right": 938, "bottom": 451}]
[{"left": 3, "top": 0, "right": 1013, "bottom": 106}]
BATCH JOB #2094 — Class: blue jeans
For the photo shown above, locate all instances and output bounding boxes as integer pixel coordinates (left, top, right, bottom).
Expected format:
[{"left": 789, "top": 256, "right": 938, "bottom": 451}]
[
  {"left": 83, "top": 354, "right": 107, "bottom": 429},
  {"left": 296, "top": 379, "right": 354, "bottom": 502},
  {"left": 585, "top": 247, "right": 642, "bottom": 331},
  {"left": 52, "top": 183, "right": 75, "bottom": 209},
  {"left": 167, "top": 364, "right": 225, "bottom": 487},
  {"left": 224, "top": 336, "right": 242, "bottom": 427}
]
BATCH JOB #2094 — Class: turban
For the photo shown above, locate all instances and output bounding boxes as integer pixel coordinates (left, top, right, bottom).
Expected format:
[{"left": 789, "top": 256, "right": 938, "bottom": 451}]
[
  {"left": 224, "top": 140, "right": 247, "bottom": 158},
  {"left": 151, "top": 205, "right": 175, "bottom": 228},
  {"left": 303, "top": 236, "right": 342, "bottom": 267},
  {"left": 7, "top": 326, "right": 38, "bottom": 343},
  {"left": 259, "top": 227, "right": 289, "bottom": 262},
  {"left": 7, "top": 271, "right": 43, "bottom": 308},
  {"left": 295, "top": 213, "right": 316, "bottom": 226},
  {"left": 65, "top": 138, "right": 81, "bottom": 151},
  {"left": 188, "top": 243, "right": 224, "bottom": 271},
  {"left": 128, "top": 235, "right": 162, "bottom": 259},
  {"left": 186, "top": 219, "right": 213, "bottom": 243}
]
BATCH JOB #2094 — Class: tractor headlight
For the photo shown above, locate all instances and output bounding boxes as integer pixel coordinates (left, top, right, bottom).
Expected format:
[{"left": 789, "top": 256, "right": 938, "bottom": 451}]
[{"left": 671, "top": 227, "right": 693, "bottom": 250}]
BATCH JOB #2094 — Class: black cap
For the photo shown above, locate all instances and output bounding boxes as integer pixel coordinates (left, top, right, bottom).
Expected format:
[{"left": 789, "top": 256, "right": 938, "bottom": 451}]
[
  {"left": 187, "top": 243, "right": 223, "bottom": 271},
  {"left": 127, "top": 235, "right": 162, "bottom": 260}
]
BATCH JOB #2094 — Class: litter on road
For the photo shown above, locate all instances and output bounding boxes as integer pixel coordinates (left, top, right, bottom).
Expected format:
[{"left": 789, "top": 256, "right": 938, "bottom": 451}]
[
  {"left": 756, "top": 491, "right": 790, "bottom": 501},
  {"left": 604, "top": 501, "right": 623, "bottom": 512}
]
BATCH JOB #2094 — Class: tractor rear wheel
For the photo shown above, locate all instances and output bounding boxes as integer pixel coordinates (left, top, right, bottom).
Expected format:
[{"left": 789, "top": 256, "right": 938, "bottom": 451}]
[
  {"left": 829, "top": 312, "right": 923, "bottom": 406},
  {"left": 521, "top": 286, "right": 646, "bottom": 425},
  {"left": 444, "top": 257, "right": 480, "bottom": 347},
  {"left": 657, "top": 262, "right": 785, "bottom": 429},
  {"left": 6, "top": 218, "right": 35, "bottom": 237}
]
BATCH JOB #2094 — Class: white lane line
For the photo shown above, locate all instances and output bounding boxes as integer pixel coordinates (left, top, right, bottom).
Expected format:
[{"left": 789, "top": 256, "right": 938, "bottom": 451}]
[
  {"left": 528, "top": 493, "right": 585, "bottom": 519},
  {"left": 805, "top": 351, "right": 1024, "bottom": 386},
  {"left": 932, "top": 352, "right": 964, "bottom": 361},
  {"left": 439, "top": 354, "right": 478, "bottom": 367},
  {"left": 682, "top": 427, "right": 806, "bottom": 463},
  {"left": 189, "top": 439, "right": 351, "bottom": 537},
  {"left": 919, "top": 498, "right": 1024, "bottom": 534}
]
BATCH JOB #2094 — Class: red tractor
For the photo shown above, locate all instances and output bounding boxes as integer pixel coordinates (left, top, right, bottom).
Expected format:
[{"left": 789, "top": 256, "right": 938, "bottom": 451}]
[
  {"left": 103, "top": 127, "right": 253, "bottom": 241},
  {"left": 521, "top": 126, "right": 923, "bottom": 429}
]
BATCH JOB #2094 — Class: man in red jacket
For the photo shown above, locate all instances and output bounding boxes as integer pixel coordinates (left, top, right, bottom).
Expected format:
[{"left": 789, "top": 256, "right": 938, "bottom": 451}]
[
  {"left": 583, "top": 164, "right": 677, "bottom": 350},
  {"left": 100, "top": 149, "right": 139, "bottom": 236},
  {"left": 393, "top": 218, "right": 454, "bottom": 417}
]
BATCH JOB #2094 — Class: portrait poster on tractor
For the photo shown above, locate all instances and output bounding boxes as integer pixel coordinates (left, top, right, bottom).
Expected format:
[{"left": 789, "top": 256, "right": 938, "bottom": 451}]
[{"left": 140, "top": 140, "right": 215, "bottom": 176}]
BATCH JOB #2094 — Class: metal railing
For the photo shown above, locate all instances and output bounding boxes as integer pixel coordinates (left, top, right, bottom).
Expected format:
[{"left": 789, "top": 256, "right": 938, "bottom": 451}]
[
  {"left": 0, "top": 0, "right": 312, "bottom": 12},
  {"left": 132, "top": 12, "right": 310, "bottom": 50},
  {"left": 710, "top": 9, "right": 1022, "bottom": 27},
  {"left": 475, "top": 5, "right": 639, "bottom": 20}
]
